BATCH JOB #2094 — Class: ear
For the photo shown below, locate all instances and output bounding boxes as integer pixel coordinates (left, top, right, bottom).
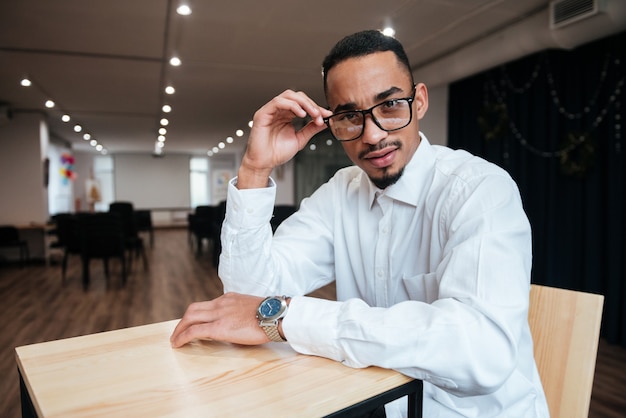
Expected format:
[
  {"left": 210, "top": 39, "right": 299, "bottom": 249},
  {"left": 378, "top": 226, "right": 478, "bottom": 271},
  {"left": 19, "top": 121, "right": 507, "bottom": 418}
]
[{"left": 414, "top": 83, "right": 429, "bottom": 120}]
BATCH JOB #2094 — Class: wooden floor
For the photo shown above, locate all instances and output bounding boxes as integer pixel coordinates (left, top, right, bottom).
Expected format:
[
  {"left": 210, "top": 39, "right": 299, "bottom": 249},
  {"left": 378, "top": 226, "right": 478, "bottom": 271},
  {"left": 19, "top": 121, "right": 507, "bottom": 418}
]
[{"left": 1, "top": 228, "right": 624, "bottom": 417}]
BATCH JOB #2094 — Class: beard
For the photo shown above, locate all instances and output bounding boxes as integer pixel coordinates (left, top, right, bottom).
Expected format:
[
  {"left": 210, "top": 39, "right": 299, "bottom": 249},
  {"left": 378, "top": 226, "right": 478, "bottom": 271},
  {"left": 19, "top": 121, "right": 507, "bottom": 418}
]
[
  {"left": 370, "top": 166, "right": 404, "bottom": 189},
  {"left": 359, "top": 140, "right": 405, "bottom": 189}
]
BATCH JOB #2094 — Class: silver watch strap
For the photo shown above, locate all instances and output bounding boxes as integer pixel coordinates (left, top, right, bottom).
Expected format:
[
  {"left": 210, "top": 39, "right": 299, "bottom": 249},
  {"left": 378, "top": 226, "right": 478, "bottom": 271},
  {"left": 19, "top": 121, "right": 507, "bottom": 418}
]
[{"left": 261, "top": 323, "right": 286, "bottom": 342}]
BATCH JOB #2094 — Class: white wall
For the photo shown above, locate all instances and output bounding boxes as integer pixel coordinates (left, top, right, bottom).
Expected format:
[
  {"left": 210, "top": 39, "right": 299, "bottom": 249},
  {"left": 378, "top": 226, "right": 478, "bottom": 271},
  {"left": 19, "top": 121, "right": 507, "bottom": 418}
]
[
  {"left": 0, "top": 112, "right": 48, "bottom": 225},
  {"left": 419, "top": 84, "right": 448, "bottom": 146}
]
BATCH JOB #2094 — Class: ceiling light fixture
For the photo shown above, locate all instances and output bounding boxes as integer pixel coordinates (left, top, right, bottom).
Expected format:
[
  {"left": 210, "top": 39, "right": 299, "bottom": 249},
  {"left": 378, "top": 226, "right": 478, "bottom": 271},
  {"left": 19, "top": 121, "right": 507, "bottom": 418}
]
[
  {"left": 159, "top": 128, "right": 167, "bottom": 135},
  {"left": 74, "top": 125, "right": 82, "bottom": 132},
  {"left": 165, "top": 86, "right": 175, "bottom": 95},
  {"left": 235, "top": 129, "right": 244, "bottom": 137},
  {"left": 162, "top": 104, "right": 172, "bottom": 113},
  {"left": 226, "top": 136, "right": 233, "bottom": 143},
  {"left": 160, "top": 118, "right": 169, "bottom": 126},
  {"left": 45, "top": 100, "right": 55, "bottom": 108},
  {"left": 176, "top": 4, "right": 192, "bottom": 15},
  {"left": 61, "top": 114, "right": 70, "bottom": 122},
  {"left": 83, "top": 133, "right": 91, "bottom": 140},
  {"left": 20, "top": 78, "right": 31, "bottom": 87},
  {"left": 169, "top": 57, "right": 182, "bottom": 66},
  {"left": 382, "top": 27, "right": 396, "bottom": 37}
]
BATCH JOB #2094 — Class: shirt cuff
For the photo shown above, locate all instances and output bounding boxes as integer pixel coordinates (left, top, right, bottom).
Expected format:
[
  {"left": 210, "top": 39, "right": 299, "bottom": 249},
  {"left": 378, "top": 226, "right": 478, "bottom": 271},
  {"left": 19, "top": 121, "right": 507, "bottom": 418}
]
[
  {"left": 226, "top": 177, "right": 276, "bottom": 229},
  {"left": 282, "top": 296, "right": 344, "bottom": 363}
]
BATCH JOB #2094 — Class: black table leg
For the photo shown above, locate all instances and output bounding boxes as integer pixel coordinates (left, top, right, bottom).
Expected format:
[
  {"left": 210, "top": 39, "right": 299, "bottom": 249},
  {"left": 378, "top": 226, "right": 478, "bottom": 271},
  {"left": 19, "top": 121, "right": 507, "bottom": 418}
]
[{"left": 19, "top": 369, "right": 38, "bottom": 418}]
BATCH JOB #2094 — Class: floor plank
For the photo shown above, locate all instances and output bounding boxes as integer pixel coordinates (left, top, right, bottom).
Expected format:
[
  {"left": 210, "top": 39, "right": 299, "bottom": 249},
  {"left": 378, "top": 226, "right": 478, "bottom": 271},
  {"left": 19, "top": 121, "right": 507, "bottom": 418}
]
[{"left": 0, "top": 228, "right": 623, "bottom": 417}]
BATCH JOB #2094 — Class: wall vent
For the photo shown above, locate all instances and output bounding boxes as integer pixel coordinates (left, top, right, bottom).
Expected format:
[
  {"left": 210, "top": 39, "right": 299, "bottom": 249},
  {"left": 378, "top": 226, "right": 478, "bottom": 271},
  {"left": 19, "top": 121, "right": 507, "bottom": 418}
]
[{"left": 550, "top": 0, "right": 605, "bottom": 29}]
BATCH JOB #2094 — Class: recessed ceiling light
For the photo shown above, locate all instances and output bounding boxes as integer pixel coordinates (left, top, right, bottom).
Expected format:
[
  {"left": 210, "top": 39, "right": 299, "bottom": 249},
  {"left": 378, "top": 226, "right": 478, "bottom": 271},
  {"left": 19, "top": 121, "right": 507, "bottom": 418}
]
[
  {"left": 160, "top": 118, "right": 169, "bottom": 126},
  {"left": 74, "top": 125, "right": 82, "bottom": 132},
  {"left": 96, "top": 144, "right": 103, "bottom": 151},
  {"left": 169, "top": 57, "right": 182, "bottom": 66},
  {"left": 83, "top": 133, "right": 91, "bottom": 140},
  {"left": 218, "top": 142, "right": 225, "bottom": 149},
  {"left": 212, "top": 146, "right": 219, "bottom": 153},
  {"left": 226, "top": 136, "right": 233, "bottom": 143},
  {"left": 45, "top": 100, "right": 55, "bottom": 108},
  {"left": 159, "top": 128, "right": 167, "bottom": 135},
  {"left": 235, "top": 129, "right": 244, "bottom": 137},
  {"left": 177, "top": 4, "right": 192, "bottom": 15},
  {"left": 207, "top": 150, "right": 214, "bottom": 156},
  {"left": 165, "top": 86, "right": 175, "bottom": 95},
  {"left": 158, "top": 135, "right": 166, "bottom": 142},
  {"left": 62, "top": 114, "right": 70, "bottom": 122},
  {"left": 90, "top": 139, "right": 98, "bottom": 147},
  {"left": 162, "top": 104, "right": 172, "bottom": 113},
  {"left": 382, "top": 27, "right": 396, "bottom": 37},
  {"left": 248, "top": 120, "right": 254, "bottom": 128},
  {"left": 20, "top": 78, "right": 31, "bottom": 87}
]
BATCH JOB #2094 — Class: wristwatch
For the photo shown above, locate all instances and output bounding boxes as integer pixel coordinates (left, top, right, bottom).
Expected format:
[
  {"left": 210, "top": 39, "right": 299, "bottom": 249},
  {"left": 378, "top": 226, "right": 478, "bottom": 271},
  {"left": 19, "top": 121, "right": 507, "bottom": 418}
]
[{"left": 256, "top": 296, "right": 289, "bottom": 342}]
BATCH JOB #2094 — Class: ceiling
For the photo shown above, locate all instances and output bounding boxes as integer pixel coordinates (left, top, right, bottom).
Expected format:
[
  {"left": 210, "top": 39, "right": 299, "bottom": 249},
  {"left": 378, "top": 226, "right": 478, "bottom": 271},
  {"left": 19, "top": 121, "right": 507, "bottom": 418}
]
[{"left": 0, "top": 0, "right": 624, "bottom": 157}]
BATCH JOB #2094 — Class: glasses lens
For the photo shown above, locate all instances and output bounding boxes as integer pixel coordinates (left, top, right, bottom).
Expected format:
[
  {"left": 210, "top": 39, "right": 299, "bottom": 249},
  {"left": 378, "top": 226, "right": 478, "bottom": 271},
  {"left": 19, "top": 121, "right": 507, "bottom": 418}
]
[
  {"left": 372, "top": 99, "right": 412, "bottom": 131},
  {"left": 328, "top": 112, "right": 364, "bottom": 141}
]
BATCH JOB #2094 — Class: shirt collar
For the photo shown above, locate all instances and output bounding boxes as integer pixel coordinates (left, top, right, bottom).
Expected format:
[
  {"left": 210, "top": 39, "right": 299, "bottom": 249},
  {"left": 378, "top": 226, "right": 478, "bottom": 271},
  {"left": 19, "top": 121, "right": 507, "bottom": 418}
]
[{"left": 367, "top": 132, "right": 436, "bottom": 208}]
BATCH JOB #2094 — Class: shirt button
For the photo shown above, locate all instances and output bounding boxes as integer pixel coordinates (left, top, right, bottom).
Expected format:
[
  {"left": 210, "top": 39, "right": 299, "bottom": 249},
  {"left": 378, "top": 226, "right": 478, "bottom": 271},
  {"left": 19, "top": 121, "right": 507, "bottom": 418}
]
[{"left": 377, "top": 270, "right": 384, "bottom": 277}]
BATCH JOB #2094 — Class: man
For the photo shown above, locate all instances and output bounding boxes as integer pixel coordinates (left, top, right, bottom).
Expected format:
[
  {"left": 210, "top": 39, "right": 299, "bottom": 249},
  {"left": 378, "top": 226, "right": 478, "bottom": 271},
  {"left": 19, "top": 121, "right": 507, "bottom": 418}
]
[{"left": 171, "top": 30, "right": 549, "bottom": 417}]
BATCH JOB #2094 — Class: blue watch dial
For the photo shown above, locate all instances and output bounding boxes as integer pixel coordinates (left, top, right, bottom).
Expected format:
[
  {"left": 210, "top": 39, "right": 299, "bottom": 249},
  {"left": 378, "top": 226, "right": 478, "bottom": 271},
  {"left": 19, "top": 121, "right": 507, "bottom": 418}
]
[{"left": 260, "top": 298, "right": 282, "bottom": 317}]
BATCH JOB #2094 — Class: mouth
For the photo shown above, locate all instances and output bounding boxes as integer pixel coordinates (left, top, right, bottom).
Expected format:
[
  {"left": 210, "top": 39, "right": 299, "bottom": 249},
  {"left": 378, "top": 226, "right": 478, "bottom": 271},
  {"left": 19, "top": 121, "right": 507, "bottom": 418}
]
[{"left": 362, "top": 146, "right": 398, "bottom": 169}]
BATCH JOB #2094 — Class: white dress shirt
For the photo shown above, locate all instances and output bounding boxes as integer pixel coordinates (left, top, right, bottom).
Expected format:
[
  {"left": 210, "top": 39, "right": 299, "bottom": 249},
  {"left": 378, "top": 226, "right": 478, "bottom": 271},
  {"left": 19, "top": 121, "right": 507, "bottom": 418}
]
[{"left": 219, "top": 134, "right": 549, "bottom": 417}]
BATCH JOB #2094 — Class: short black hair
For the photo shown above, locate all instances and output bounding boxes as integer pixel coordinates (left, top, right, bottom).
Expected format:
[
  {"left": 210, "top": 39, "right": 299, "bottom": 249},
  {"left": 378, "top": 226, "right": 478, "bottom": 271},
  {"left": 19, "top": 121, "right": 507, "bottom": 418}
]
[{"left": 322, "top": 30, "right": 414, "bottom": 93}]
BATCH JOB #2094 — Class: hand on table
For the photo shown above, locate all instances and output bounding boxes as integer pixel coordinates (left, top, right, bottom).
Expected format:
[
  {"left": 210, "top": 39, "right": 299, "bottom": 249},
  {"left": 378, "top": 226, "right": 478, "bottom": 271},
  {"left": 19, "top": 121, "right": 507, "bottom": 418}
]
[{"left": 170, "top": 292, "right": 268, "bottom": 348}]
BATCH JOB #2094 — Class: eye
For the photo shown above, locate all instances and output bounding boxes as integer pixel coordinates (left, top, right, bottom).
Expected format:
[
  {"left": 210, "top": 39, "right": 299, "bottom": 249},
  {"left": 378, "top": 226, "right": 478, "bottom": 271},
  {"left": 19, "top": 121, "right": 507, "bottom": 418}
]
[
  {"left": 382, "top": 99, "right": 400, "bottom": 109},
  {"left": 336, "top": 112, "right": 360, "bottom": 123}
]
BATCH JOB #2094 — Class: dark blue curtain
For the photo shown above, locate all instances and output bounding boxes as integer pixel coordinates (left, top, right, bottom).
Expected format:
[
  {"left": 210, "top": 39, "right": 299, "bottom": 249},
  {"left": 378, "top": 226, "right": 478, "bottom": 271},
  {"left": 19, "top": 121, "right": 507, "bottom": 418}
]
[{"left": 448, "top": 31, "right": 626, "bottom": 346}]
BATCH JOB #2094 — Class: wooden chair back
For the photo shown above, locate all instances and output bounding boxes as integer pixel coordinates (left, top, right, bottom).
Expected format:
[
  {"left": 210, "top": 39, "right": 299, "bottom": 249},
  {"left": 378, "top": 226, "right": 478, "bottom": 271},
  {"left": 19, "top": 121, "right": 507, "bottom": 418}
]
[{"left": 528, "top": 284, "right": 604, "bottom": 418}]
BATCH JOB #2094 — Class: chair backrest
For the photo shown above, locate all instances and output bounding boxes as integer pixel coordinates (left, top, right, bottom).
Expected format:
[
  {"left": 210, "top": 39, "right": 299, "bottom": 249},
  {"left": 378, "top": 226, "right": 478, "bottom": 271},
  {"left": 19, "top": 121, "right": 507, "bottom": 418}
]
[
  {"left": 528, "top": 284, "right": 604, "bottom": 418},
  {"left": 78, "top": 212, "right": 126, "bottom": 257},
  {"left": 109, "top": 201, "right": 137, "bottom": 238},
  {"left": 0, "top": 225, "right": 20, "bottom": 243}
]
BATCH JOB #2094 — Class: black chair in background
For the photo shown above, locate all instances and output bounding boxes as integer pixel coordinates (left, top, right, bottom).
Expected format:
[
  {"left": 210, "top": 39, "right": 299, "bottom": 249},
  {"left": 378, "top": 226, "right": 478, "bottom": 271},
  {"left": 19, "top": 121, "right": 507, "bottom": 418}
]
[
  {"left": 189, "top": 205, "right": 216, "bottom": 256},
  {"left": 109, "top": 201, "right": 148, "bottom": 272},
  {"left": 78, "top": 212, "right": 127, "bottom": 290},
  {"left": 188, "top": 202, "right": 226, "bottom": 267},
  {"left": 51, "top": 214, "right": 82, "bottom": 283},
  {"left": 271, "top": 205, "right": 297, "bottom": 233},
  {"left": 0, "top": 225, "right": 29, "bottom": 267},
  {"left": 134, "top": 210, "right": 154, "bottom": 247}
]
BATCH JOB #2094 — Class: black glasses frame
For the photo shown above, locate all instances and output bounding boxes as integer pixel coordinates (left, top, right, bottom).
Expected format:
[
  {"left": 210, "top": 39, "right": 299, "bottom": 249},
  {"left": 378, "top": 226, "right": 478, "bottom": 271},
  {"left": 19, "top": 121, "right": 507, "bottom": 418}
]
[{"left": 324, "top": 92, "right": 416, "bottom": 142}]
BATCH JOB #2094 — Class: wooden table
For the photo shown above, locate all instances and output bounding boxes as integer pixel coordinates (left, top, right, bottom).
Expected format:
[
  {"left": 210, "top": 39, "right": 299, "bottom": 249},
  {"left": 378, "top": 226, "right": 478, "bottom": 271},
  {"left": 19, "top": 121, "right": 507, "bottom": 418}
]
[{"left": 16, "top": 320, "right": 422, "bottom": 417}]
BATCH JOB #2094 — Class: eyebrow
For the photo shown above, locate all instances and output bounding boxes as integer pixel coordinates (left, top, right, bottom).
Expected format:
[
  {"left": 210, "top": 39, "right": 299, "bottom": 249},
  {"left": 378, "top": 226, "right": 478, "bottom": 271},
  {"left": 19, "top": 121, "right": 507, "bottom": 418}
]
[{"left": 332, "top": 86, "right": 405, "bottom": 113}]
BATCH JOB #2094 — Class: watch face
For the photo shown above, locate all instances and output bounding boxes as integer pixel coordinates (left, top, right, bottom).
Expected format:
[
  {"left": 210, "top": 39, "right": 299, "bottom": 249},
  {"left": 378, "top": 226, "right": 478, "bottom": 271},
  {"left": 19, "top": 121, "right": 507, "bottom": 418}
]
[{"left": 259, "top": 298, "right": 284, "bottom": 319}]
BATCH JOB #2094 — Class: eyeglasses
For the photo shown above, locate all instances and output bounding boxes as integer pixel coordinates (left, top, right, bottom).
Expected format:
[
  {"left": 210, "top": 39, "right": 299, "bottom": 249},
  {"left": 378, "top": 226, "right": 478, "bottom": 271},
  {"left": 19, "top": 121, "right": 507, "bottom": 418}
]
[{"left": 324, "top": 92, "right": 415, "bottom": 142}]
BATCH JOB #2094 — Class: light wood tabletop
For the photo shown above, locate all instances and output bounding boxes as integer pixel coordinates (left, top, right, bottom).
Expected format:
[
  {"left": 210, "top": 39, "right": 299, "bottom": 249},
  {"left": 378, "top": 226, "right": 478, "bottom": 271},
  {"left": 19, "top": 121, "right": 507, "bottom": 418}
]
[{"left": 16, "top": 320, "right": 421, "bottom": 417}]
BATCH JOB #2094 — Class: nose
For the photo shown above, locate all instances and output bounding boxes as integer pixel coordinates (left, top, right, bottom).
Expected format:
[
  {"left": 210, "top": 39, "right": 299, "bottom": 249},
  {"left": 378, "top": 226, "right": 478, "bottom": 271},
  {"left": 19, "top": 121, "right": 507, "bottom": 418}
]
[{"left": 360, "top": 114, "right": 387, "bottom": 145}]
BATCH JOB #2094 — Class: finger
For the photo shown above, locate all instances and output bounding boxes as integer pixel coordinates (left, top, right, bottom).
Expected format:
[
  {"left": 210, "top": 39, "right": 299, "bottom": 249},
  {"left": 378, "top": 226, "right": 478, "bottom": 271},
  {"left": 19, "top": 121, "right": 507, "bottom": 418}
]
[
  {"left": 271, "top": 90, "right": 327, "bottom": 123},
  {"left": 171, "top": 322, "right": 216, "bottom": 348},
  {"left": 170, "top": 302, "right": 217, "bottom": 345}
]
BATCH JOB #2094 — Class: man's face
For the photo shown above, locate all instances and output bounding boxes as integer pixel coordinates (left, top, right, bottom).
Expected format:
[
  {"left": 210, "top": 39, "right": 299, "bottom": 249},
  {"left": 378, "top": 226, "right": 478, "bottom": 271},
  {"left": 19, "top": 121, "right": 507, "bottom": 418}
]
[{"left": 325, "top": 51, "right": 428, "bottom": 189}]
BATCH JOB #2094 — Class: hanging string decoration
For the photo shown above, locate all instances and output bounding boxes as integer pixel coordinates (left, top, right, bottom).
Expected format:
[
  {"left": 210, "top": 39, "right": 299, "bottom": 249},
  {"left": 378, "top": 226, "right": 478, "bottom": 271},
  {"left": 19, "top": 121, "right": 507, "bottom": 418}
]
[
  {"left": 479, "top": 52, "right": 623, "bottom": 178},
  {"left": 60, "top": 153, "right": 77, "bottom": 184}
]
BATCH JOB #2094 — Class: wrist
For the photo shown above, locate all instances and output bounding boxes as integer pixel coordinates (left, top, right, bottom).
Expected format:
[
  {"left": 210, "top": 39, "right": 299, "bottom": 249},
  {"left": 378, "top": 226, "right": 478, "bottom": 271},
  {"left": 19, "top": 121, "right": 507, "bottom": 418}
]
[{"left": 237, "top": 162, "right": 273, "bottom": 190}]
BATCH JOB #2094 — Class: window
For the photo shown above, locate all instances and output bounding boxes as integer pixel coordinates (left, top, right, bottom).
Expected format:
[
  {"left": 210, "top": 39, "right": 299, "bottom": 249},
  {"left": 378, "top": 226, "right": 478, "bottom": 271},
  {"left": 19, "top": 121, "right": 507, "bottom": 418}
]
[
  {"left": 93, "top": 156, "right": 114, "bottom": 212},
  {"left": 190, "top": 157, "right": 210, "bottom": 208}
]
